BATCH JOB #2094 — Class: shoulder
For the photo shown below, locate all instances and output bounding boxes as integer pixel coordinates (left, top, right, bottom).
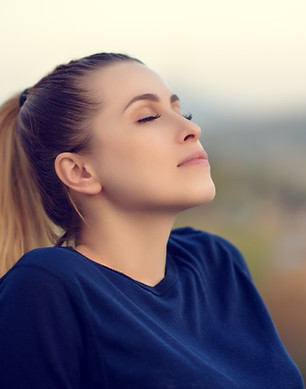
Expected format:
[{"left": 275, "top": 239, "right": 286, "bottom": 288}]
[
  {"left": 3, "top": 246, "right": 85, "bottom": 279},
  {"left": 169, "top": 226, "right": 242, "bottom": 259},
  {"left": 18, "top": 245, "right": 79, "bottom": 266},
  {"left": 168, "top": 227, "right": 251, "bottom": 279},
  {"left": 0, "top": 247, "right": 94, "bottom": 332},
  {"left": 0, "top": 246, "right": 94, "bottom": 297},
  {"left": 0, "top": 248, "right": 95, "bottom": 388}
]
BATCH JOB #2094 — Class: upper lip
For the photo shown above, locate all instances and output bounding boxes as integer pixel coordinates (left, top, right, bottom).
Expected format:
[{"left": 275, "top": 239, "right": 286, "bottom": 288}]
[{"left": 177, "top": 150, "right": 208, "bottom": 167}]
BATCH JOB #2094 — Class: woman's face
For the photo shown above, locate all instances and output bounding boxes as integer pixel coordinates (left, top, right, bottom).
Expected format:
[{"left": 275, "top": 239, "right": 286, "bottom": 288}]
[{"left": 87, "top": 61, "right": 215, "bottom": 213}]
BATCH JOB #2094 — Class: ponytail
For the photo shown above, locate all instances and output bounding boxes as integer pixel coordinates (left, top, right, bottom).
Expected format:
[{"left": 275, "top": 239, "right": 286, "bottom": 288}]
[
  {"left": 0, "top": 95, "right": 56, "bottom": 276},
  {"left": 0, "top": 53, "right": 141, "bottom": 276}
]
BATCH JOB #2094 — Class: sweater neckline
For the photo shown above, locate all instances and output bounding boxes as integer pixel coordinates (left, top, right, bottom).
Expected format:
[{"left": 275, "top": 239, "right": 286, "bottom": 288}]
[{"left": 63, "top": 247, "right": 177, "bottom": 296}]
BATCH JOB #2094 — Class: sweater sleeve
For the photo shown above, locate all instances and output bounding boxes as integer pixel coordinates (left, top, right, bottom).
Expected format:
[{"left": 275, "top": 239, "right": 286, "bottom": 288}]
[{"left": 0, "top": 264, "right": 90, "bottom": 389}]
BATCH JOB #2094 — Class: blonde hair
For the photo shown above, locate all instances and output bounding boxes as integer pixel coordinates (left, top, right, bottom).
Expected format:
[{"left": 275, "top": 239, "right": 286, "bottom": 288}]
[
  {"left": 0, "top": 53, "right": 141, "bottom": 276},
  {"left": 0, "top": 95, "right": 55, "bottom": 276}
]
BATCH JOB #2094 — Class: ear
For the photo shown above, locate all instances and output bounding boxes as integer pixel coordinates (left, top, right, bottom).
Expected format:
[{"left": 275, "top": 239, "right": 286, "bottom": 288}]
[{"left": 55, "top": 152, "right": 102, "bottom": 195}]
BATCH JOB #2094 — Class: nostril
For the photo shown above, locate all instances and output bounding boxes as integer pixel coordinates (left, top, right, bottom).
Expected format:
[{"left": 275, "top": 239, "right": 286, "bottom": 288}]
[{"left": 184, "top": 134, "right": 195, "bottom": 141}]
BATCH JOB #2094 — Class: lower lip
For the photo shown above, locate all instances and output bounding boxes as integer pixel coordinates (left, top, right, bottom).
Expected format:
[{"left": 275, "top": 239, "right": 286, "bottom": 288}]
[{"left": 179, "top": 158, "right": 210, "bottom": 167}]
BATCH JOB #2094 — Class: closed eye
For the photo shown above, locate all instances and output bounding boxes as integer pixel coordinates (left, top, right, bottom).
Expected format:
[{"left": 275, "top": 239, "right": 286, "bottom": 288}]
[
  {"left": 137, "top": 112, "right": 192, "bottom": 124},
  {"left": 183, "top": 113, "right": 192, "bottom": 121},
  {"left": 137, "top": 114, "right": 161, "bottom": 124}
]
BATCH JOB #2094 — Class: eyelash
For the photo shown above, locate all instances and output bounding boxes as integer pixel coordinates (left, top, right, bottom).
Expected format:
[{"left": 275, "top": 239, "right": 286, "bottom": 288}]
[
  {"left": 183, "top": 113, "right": 193, "bottom": 121},
  {"left": 137, "top": 113, "right": 193, "bottom": 124}
]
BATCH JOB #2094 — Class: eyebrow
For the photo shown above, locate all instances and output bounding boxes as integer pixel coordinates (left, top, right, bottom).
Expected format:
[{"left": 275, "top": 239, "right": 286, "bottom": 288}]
[{"left": 123, "top": 93, "right": 180, "bottom": 112}]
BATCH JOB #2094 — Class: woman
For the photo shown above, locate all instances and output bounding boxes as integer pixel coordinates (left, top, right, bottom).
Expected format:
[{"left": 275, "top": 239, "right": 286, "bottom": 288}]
[{"left": 0, "top": 53, "right": 303, "bottom": 388}]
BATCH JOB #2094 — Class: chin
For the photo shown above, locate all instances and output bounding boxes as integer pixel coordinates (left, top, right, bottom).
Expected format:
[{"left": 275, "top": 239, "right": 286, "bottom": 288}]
[
  {"left": 178, "top": 181, "right": 216, "bottom": 211},
  {"left": 191, "top": 188, "right": 216, "bottom": 208}
]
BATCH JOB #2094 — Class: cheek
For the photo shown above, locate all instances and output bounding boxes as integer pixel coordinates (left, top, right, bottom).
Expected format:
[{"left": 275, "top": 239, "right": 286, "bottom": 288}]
[
  {"left": 95, "top": 137, "right": 174, "bottom": 199},
  {"left": 91, "top": 133, "right": 215, "bottom": 211},
  {"left": 104, "top": 133, "right": 170, "bottom": 173}
]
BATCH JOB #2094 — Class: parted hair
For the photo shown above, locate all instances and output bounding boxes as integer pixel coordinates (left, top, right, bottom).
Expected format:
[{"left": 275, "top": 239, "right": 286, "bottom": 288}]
[{"left": 0, "top": 52, "right": 142, "bottom": 276}]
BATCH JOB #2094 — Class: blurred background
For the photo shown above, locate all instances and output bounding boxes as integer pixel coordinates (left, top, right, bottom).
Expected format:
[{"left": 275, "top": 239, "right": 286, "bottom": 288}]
[{"left": 1, "top": 0, "right": 305, "bottom": 380}]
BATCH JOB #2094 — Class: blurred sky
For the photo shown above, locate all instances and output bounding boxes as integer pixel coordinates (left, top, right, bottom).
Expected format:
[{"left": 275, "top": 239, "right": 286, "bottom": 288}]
[{"left": 1, "top": 0, "right": 305, "bottom": 117}]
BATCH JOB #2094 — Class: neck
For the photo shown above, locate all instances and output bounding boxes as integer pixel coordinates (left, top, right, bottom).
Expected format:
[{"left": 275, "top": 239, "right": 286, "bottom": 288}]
[{"left": 76, "top": 207, "right": 176, "bottom": 287}]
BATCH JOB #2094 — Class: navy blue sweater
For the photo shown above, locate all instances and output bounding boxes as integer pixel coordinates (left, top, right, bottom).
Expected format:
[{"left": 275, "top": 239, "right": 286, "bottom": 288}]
[{"left": 0, "top": 228, "right": 304, "bottom": 388}]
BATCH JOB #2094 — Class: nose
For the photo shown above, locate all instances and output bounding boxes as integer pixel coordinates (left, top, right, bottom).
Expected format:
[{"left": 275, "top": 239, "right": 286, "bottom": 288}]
[{"left": 179, "top": 117, "right": 202, "bottom": 143}]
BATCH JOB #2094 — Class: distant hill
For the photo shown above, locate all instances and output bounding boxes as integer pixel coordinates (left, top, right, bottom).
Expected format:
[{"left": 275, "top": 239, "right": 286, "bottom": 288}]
[{"left": 200, "top": 112, "right": 306, "bottom": 194}]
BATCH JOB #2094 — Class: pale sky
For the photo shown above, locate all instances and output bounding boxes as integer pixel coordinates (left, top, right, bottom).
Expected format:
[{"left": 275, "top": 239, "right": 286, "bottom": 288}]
[{"left": 1, "top": 0, "right": 305, "bottom": 117}]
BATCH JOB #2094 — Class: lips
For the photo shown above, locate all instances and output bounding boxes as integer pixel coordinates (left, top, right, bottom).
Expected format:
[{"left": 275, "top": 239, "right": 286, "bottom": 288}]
[{"left": 177, "top": 150, "right": 209, "bottom": 167}]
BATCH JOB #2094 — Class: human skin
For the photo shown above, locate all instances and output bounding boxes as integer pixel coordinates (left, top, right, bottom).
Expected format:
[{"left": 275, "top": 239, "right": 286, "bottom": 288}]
[{"left": 55, "top": 61, "right": 215, "bottom": 286}]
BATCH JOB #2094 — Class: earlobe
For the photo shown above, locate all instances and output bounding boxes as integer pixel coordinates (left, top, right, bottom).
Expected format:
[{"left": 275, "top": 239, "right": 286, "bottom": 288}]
[{"left": 54, "top": 152, "right": 102, "bottom": 195}]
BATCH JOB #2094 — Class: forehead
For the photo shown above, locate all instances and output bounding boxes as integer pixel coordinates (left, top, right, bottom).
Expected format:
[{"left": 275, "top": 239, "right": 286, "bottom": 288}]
[{"left": 91, "top": 62, "right": 172, "bottom": 107}]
